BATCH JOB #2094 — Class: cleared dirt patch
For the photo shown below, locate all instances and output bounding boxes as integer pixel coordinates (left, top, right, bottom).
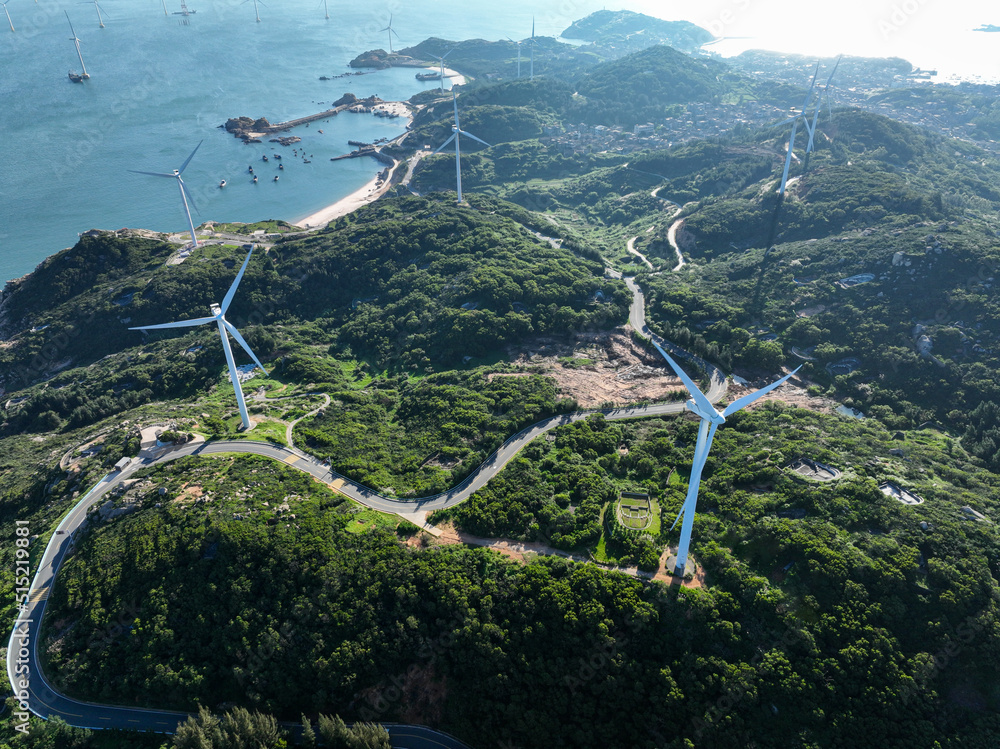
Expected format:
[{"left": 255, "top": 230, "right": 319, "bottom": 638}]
[{"left": 503, "top": 329, "right": 685, "bottom": 408}]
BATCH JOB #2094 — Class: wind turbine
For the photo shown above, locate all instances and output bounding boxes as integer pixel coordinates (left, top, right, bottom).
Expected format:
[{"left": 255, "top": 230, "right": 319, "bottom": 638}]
[
  {"left": 129, "top": 141, "right": 203, "bottom": 249},
  {"left": 82, "top": 0, "right": 108, "bottom": 27},
  {"left": 529, "top": 17, "right": 535, "bottom": 80},
  {"left": 379, "top": 13, "right": 399, "bottom": 54},
  {"left": 242, "top": 0, "right": 263, "bottom": 23},
  {"left": 319, "top": 0, "right": 328, "bottom": 19},
  {"left": 129, "top": 249, "right": 267, "bottom": 432},
  {"left": 66, "top": 12, "right": 89, "bottom": 80},
  {"left": 2, "top": 1, "right": 14, "bottom": 32},
  {"left": 434, "top": 91, "right": 491, "bottom": 204},
  {"left": 805, "top": 55, "right": 842, "bottom": 153},
  {"left": 653, "top": 341, "right": 800, "bottom": 576},
  {"left": 160, "top": 0, "right": 167, "bottom": 16},
  {"left": 432, "top": 48, "right": 452, "bottom": 90},
  {"left": 774, "top": 62, "right": 819, "bottom": 196},
  {"left": 506, "top": 36, "right": 522, "bottom": 78}
]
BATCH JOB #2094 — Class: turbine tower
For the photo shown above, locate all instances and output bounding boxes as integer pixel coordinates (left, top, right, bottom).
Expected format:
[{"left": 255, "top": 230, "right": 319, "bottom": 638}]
[
  {"left": 507, "top": 36, "right": 522, "bottom": 78},
  {"left": 319, "top": 0, "right": 328, "bottom": 19},
  {"left": 654, "top": 341, "right": 799, "bottom": 576},
  {"left": 529, "top": 17, "right": 535, "bottom": 80},
  {"left": 160, "top": 0, "right": 168, "bottom": 16},
  {"left": 82, "top": 0, "right": 108, "bottom": 28},
  {"left": 129, "top": 141, "right": 203, "bottom": 249},
  {"left": 66, "top": 12, "right": 89, "bottom": 79},
  {"left": 2, "top": 1, "right": 14, "bottom": 32},
  {"left": 774, "top": 62, "right": 819, "bottom": 196},
  {"left": 379, "top": 13, "right": 399, "bottom": 54},
  {"left": 242, "top": 0, "right": 263, "bottom": 23},
  {"left": 434, "top": 92, "right": 491, "bottom": 204},
  {"left": 433, "top": 48, "right": 452, "bottom": 91},
  {"left": 130, "top": 249, "right": 266, "bottom": 432},
  {"left": 805, "top": 55, "right": 842, "bottom": 154}
]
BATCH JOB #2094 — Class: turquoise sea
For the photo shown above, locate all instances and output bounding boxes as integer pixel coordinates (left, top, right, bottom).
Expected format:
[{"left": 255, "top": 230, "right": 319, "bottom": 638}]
[{"left": 1, "top": 0, "right": 997, "bottom": 284}]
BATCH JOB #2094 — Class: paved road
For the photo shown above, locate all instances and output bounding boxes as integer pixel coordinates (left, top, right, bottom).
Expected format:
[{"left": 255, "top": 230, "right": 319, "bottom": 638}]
[{"left": 7, "top": 274, "right": 726, "bottom": 744}]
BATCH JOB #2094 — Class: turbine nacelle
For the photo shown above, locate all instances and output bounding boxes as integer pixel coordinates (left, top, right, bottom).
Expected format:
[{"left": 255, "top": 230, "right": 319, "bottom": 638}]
[
  {"left": 685, "top": 398, "right": 724, "bottom": 425},
  {"left": 210, "top": 303, "right": 222, "bottom": 316}
]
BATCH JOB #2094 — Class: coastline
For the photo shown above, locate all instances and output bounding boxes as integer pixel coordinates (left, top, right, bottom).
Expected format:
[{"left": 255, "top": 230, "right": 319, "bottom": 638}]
[
  {"left": 295, "top": 100, "right": 414, "bottom": 228},
  {"left": 292, "top": 70, "right": 466, "bottom": 229}
]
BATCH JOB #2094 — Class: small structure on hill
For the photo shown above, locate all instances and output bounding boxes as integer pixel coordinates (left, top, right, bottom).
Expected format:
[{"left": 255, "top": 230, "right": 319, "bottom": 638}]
[
  {"left": 788, "top": 457, "right": 841, "bottom": 482},
  {"left": 879, "top": 481, "right": 923, "bottom": 505}
]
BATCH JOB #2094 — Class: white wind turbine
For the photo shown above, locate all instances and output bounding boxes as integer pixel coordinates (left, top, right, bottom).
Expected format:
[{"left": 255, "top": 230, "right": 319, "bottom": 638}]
[
  {"left": 506, "top": 36, "right": 522, "bottom": 78},
  {"left": 129, "top": 141, "right": 203, "bottom": 249},
  {"left": 529, "top": 17, "right": 536, "bottom": 80},
  {"left": 775, "top": 63, "right": 819, "bottom": 197},
  {"left": 1, "top": 1, "right": 13, "bottom": 32},
  {"left": 654, "top": 341, "right": 799, "bottom": 576},
  {"left": 379, "top": 13, "right": 399, "bottom": 54},
  {"left": 432, "top": 48, "right": 452, "bottom": 90},
  {"left": 434, "top": 91, "right": 491, "bottom": 204},
  {"left": 66, "top": 12, "right": 89, "bottom": 79},
  {"left": 243, "top": 0, "right": 263, "bottom": 23},
  {"left": 805, "top": 55, "right": 842, "bottom": 154},
  {"left": 130, "top": 249, "right": 266, "bottom": 432},
  {"left": 319, "top": 0, "right": 328, "bottom": 19},
  {"left": 82, "top": 0, "right": 108, "bottom": 28}
]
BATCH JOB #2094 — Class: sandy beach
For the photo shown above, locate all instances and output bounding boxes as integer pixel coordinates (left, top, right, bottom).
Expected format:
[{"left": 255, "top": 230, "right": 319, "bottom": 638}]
[
  {"left": 291, "top": 69, "right": 465, "bottom": 230},
  {"left": 293, "top": 101, "right": 415, "bottom": 229}
]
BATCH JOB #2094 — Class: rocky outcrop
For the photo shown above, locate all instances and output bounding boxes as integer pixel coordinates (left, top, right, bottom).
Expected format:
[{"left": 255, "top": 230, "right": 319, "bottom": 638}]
[
  {"left": 349, "top": 49, "right": 391, "bottom": 69},
  {"left": 223, "top": 116, "right": 272, "bottom": 141}
]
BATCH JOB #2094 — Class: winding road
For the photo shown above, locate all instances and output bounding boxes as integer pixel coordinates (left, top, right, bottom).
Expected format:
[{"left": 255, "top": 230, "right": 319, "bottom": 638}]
[{"left": 7, "top": 274, "right": 725, "bottom": 745}]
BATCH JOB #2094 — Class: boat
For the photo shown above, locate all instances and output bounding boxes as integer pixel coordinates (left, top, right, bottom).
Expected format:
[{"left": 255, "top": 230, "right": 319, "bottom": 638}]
[
  {"left": 278, "top": 163, "right": 284, "bottom": 170},
  {"left": 262, "top": 155, "right": 268, "bottom": 161},
  {"left": 68, "top": 71, "right": 88, "bottom": 83},
  {"left": 173, "top": 1, "right": 195, "bottom": 14},
  {"left": 248, "top": 165, "right": 254, "bottom": 173},
  {"left": 318, "top": 129, "right": 324, "bottom": 134},
  {"left": 252, "top": 175, "right": 258, "bottom": 183},
  {"left": 273, "top": 175, "right": 279, "bottom": 181},
  {"left": 219, "top": 179, "right": 227, "bottom": 188},
  {"left": 303, "top": 159, "right": 311, "bottom": 164},
  {"left": 416, "top": 71, "right": 442, "bottom": 81},
  {"left": 273, "top": 154, "right": 281, "bottom": 160}
]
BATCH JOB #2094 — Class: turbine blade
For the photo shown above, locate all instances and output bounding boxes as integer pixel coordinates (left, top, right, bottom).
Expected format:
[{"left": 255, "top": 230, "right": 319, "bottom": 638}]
[
  {"left": 221, "top": 248, "right": 254, "bottom": 313},
  {"left": 130, "top": 316, "right": 217, "bottom": 331},
  {"left": 442, "top": 48, "right": 452, "bottom": 60},
  {"left": 826, "top": 54, "right": 842, "bottom": 86},
  {"left": 177, "top": 177, "right": 200, "bottom": 216},
  {"left": 178, "top": 140, "right": 203, "bottom": 175},
  {"left": 65, "top": 10, "right": 78, "bottom": 37},
  {"left": 722, "top": 366, "right": 802, "bottom": 417},
  {"left": 651, "top": 341, "right": 716, "bottom": 416},
  {"left": 459, "top": 130, "right": 491, "bottom": 147},
  {"left": 433, "top": 133, "right": 456, "bottom": 154},
  {"left": 772, "top": 116, "right": 798, "bottom": 127},
  {"left": 222, "top": 319, "right": 267, "bottom": 373},
  {"left": 669, "top": 505, "right": 685, "bottom": 532},
  {"left": 130, "top": 170, "right": 175, "bottom": 178}
]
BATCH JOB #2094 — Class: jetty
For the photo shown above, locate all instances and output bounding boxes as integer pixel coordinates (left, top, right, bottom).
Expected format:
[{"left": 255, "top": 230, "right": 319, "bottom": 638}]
[{"left": 223, "top": 95, "right": 409, "bottom": 142}]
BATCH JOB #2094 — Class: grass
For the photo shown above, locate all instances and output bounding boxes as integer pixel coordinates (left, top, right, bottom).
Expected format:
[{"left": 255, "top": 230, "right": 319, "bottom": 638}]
[
  {"left": 558, "top": 356, "right": 596, "bottom": 368},
  {"left": 344, "top": 507, "right": 402, "bottom": 534}
]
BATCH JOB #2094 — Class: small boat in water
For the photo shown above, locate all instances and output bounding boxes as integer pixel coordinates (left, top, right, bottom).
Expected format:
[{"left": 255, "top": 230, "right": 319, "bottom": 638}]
[
  {"left": 273, "top": 175, "right": 279, "bottom": 181},
  {"left": 248, "top": 165, "right": 254, "bottom": 173},
  {"left": 262, "top": 155, "right": 268, "bottom": 161},
  {"left": 278, "top": 163, "right": 284, "bottom": 170},
  {"left": 252, "top": 175, "right": 258, "bottom": 183},
  {"left": 273, "top": 154, "right": 281, "bottom": 160},
  {"left": 219, "top": 179, "right": 227, "bottom": 188}
]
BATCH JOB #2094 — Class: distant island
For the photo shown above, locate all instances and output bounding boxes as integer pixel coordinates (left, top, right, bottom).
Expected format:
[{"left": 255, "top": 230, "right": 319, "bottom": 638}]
[{"left": 974, "top": 23, "right": 1000, "bottom": 32}]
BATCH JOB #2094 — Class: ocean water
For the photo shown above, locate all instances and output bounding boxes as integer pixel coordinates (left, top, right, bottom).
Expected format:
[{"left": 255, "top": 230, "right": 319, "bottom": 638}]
[{"left": 1, "top": 0, "right": 997, "bottom": 284}]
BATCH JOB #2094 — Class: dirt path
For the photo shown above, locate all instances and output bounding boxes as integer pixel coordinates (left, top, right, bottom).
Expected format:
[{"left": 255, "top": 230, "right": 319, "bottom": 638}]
[
  {"left": 285, "top": 393, "right": 331, "bottom": 446},
  {"left": 666, "top": 218, "right": 686, "bottom": 272},
  {"left": 626, "top": 235, "right": 654, "bottom": 270}
]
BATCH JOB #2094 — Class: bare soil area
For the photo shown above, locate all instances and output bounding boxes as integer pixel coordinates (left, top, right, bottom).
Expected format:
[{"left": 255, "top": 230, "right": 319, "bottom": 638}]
[
  {"left": 728, "top": 374, "right": 838, "bottom": 415},
  {"left": 501, "top": 329, "right": 685, "bottom": 408}
]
